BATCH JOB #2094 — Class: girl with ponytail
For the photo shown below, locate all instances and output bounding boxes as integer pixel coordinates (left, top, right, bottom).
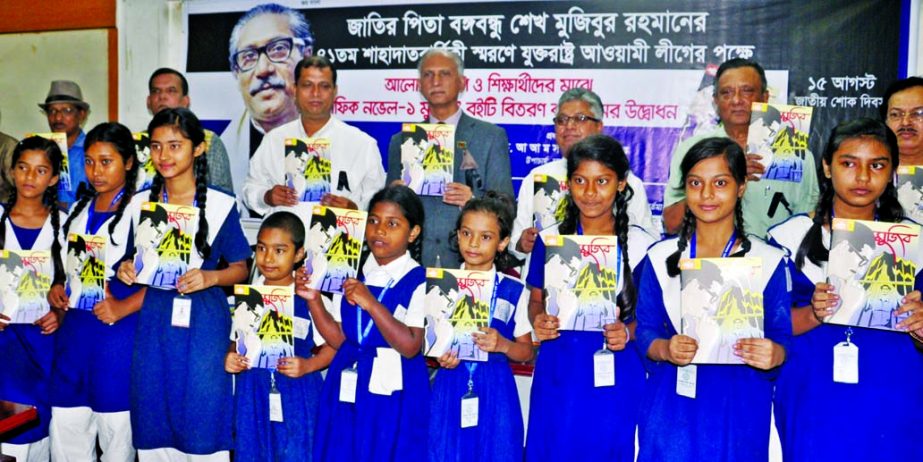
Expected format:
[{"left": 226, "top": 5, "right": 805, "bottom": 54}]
[{"left": 635, "top": 136, "right": 791, "bottom": 461}]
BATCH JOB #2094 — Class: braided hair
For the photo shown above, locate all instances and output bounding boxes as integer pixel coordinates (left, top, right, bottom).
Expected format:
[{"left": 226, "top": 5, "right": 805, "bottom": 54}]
[
  {"left": 449, "top": 190, "right": 519, "bottom": 271},
  {"left": 665, "top": 137, "right": 751, "bottom": 277},
  {"left": 147, "top": 108, "right": 211, "bottom": 259},
  {"left": 794, "top": 118, "right": 903, "bottom": 269},
  {"left": 559, "top": 134, "right": 637, "bottom": 322}
]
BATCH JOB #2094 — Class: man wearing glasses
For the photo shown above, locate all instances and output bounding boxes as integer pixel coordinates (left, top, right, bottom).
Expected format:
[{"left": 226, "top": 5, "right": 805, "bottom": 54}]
[
  {"left": 510, "top": 88, "right": 656, "bottom": 260},
  {"left": 38, "top": 80, "right": 90, "bottom": 207},
  {"left": 661, "top": 58, "right": 819, "bottom": 236},
  {"left": 226, "top": 3, "right": 314, "bottom": 205},
  {"left": 882, "top": 76, "right": 923, "bottom": 223}
]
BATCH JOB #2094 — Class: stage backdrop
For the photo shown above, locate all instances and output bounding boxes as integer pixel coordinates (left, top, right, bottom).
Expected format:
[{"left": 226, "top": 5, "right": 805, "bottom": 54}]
[{"left": 184, "top": 0, "right": 905, "bottom": 222}]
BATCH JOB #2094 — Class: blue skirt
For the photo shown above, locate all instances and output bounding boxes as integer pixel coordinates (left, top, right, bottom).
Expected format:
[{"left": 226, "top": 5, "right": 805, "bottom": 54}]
[{"left": 0, "top": 324, "right": 53, "bottom": 444}]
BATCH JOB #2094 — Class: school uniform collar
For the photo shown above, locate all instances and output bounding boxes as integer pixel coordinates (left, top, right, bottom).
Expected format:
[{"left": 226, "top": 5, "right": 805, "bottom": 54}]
[
  {"left": 459, "top": 262, "right": 498, "bottom": 278},
  {"left": 362, "top": 251, "right": 417, "bottom": 286}
]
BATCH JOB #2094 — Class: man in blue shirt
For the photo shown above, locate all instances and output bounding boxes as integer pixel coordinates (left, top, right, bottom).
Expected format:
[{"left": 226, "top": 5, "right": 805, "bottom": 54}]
[{"left": 38, "top": 80, "right": 89, "bottom": 207}]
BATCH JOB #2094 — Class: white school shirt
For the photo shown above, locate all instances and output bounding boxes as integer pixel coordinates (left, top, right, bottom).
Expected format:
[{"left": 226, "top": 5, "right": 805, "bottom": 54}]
[
  {"left": 329, "top": 251, "right": 425, "bottom": 329},
  {"left": 1, "top": 205, "right": 67, "bottom": 251}
]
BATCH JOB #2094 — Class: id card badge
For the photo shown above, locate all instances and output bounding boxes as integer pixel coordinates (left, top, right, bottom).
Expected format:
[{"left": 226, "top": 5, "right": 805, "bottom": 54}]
[
  {"left": 339, "top": 365, "right": 358, "bottom": 403},
  {"left": 292, "top": 316, "right": 310, "bottom": 340},
  {"left": 171, "top": 295, "right": 192, "bottom": 328},
  {"left": 269, "top": 389, "right": 284, "bottom": 422},
  {"left": 593, "top": 349, "right": 615, "bottom": 388},
  {"left": 676, "top": 364, "right": 697, "bottom": 399},
  {"left": 833, "top": 341, "right": 859, "bottom": 384},
  {"left": 461, "top": 392, "right": 479, "bottom": 428}
]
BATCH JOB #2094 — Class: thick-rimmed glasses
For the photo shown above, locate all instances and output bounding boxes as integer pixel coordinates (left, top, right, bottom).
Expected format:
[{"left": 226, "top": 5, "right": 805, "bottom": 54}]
[
  {"left": 233, "top": 37, "right": 305, "bottom": 72},
  {"left": 553, "top": 114, "right": 600, "bottom": 126}
]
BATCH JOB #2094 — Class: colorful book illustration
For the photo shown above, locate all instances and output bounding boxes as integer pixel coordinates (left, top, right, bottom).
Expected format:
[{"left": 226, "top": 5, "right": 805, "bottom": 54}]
[
  {"left": 533, "top": 173, "right": 568, "bottom": 231},
  {"left": 399, "top": 123, "right": 454, "bottom": 196},
  {"left": 27, "top": 132, "right": 71, "bottom": 193},
  {"left": 543, "top": 235, "right": 621, "bottom": 331},
  {"left": 747, "top": 103, "right": 813, "bottom": 182},
  {"left": 232, "top": 284, "right": 295, "bottom": 370},
  {"left": 133, "top": 132, "right": 155, "bottom": 191},
  {"left": 284, "top": 137, "right": 331, "bottom": 202},
  {"left": 423, "top": 268, "right": 494, "bottom": 362},
  {"left": 680, "top": 257, "right": 764, "bottom": 364},
  {"left": 65, "top": 233, "right": 108, "bottom": 311},
  {"left": 827, "top": 218, "right": 922, "bottom": 330},
  {"left": 305, "top": 205, "right": 366, "bottom": 294},
  {"left": 0, "top": 250, "right": 52, "bottom": 324},
  {"left": 896, "top": 166, "right": 923, "bottom": 225},
  {"left": 134, "top": 201, "right": 199, "bottom": 289}
]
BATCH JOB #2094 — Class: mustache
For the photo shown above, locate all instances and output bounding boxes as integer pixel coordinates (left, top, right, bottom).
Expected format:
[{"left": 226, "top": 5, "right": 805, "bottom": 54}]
[
  {"left": 899, "top": 126, "right": 918, "bottom": 135},
  {"left": 249, "top": 75, "right": 287, "bottom": 96}
]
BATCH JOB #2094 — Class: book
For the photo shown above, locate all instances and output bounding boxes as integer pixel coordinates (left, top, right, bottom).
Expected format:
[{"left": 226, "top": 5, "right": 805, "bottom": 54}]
[
  {"left": 65, "top": 233, "right": 108, "bottom": 311},
  {"left": 134, "top": 201, "right": 199, "bottom": 289},
  {"left": 423, "top": 268, "right": 495, "bottom": 362},
  {"left": 284, "top": 137, "right": 331, "bottom": 202},
  {"left": 827, "top": 218, "right": 922, "bottom": 330},
  {"left": 399, "top": 123, "right": 454, "bottom": 196},
  {"left": 747, "top": 103, "right": 813, "bottom": 182},
  {"left": 133, "top": 132, "right": 156, "bottom": 190},
  {"left": 305, "top": 205, "right": 366, "bottom": 294},
  {"left": 0, "top": 250, "right": 52, "bottom": 324},
  {"left": 543, "top": 235, "right": 621, "bottom": 331},
  {"left": 27, "top": 132, "right": 71, "bottom": 193},
  {"left": 231, "top": 284, "right": 295, "bottom": 370},
  {"left": 680, "top": 257, "right": 764, "bottom": 364},
  {"left": 896, "top": 165, "right": 923, "bottom": 225},
  {"left": 533, "top": 173, "right": 568, "bottom": 231}
]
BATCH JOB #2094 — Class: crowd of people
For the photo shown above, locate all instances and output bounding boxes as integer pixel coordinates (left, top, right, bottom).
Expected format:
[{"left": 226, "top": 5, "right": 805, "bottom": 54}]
[{"left": 1, "top": 5, "right": 923, "bottom": 462}]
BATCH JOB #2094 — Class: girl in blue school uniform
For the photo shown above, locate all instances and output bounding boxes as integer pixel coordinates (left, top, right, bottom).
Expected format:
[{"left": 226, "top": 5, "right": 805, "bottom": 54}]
[
  {"left": 429, "top": 191, "right": 535, "bottom": 462},
  {"left": 298, "top": 185, "right": 430, "bottom": 462},
  {"left": 116, "top": 108, "right": 251, "bottom": 461},
  {"left": 0, "top": 136, "right": 66, "bottom": 462},
  {"left": 525, "top": 134, "right": 655, "bottom": 462},
  {"left": 634, "top": 137, "right": 791, "bottom": 462},
  {"left": 767, "top": 118, "right": 923, "bottom": 461},
  {"left": 47, "top": 122, "right": 141, "bottom": 461},
  {"left": 224, "top": 211, "right": 335, "bottom": 461}
]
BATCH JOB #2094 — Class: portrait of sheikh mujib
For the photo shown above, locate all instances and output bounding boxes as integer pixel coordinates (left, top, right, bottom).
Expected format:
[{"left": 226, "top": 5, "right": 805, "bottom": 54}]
[
  {"left": 533, "top": 174, "right": 568, "bottom": 231},
  {"left": 545, "top": 236, "right": 621, "bottom": 331},
  {"left": 232, "top": 287, "right": 294, "bottom": 370},
  {"left": 67, "top": 234, "right": 107, "bottom": 311},
  {"left": 135, "top": 203, "right": 195, "bottom": 289},
  {"left": 0, "top": 250, "right": 25, "bottom": 321},
  {"left": 306, "top": 207, "right": 363, "bottom": 294},
  {"left": 424, "top": 269, "right": 489, "bottom": 361}
]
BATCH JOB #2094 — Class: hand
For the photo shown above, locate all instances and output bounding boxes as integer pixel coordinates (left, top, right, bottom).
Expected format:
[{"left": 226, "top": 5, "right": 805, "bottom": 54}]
[
  {"left": 811, "top": 282, "right": 839, "bottom": 320},
  {"left": 35, "top": 309, "right": 62, "bottom": 335},
  {"left": 117, "top": 260, "right": 137, "bottom": 285},
  {"left": 225, "top": 352, "right": 249, "bottom": 373},
  {"left": 666, "top": 334, "right": 698, "bottom": 366},
  {"left": 0, "top": 313, "right": 9, "bottom": 331},
  {"left": 342, "top": 278, "right": 376, "bottom": 310},
  {"left": 277, "top": 356, "right": 312, "bottom": 378},
  {"left": 295, "top": 267, "right": 320, "bottom": 301},
  {"left": 176, "top": 269, "right": 215, "bottom": 295},
  {"left": 735, "top": 338, "right": 785, "bottom": 370},
  {"left": 745, "top": 153, "right": 765, "bottom": 181},
  {"left": 264, "top": 185, "right": 299, "bottom": 207},
  {"left": 603, "top": 321, "right": 630, "bottom": 352},
  {"left": 437, "top": 351, "right": 461, "bottom": 369},
  {"left": 443, "top": 182, "right": 473, "bottom": 207},
  {"left": 473, "top": 327, "right": 509, "bottom": 353},
  {"left": 320, "top": 193, "right": 357, "bottom": 210},
  {"left": 516, "top": 227, "right": 539, "bottom": 253},
  {"left": 897, "top": 290, "right": 923, "bottom": 333},
  {"left": 48, "top": 284, "right": 69, "bottom": 310},
  {"left": 533, "top": 313, "right": 560, "bottom": 341},
  {"left": 93, "top": 289, "right": 124, "bottom": 325}
]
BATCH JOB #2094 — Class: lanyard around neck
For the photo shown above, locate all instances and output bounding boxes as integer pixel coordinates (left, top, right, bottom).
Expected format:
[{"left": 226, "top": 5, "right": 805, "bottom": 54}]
[
  {"left": 356, "top": 278, "right": 394, "bottom": 345},
  {"left": 690, "top": 229, "right": 737, "bottom": 259},
  {"left": 86, "top": 188, "right": 125, "bottom": 235}
]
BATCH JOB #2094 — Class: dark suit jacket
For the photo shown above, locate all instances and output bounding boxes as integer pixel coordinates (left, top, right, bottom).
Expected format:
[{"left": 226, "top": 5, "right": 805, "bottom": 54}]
[{"left": 387, "top": 112, "right": 513, "bottom": 267}]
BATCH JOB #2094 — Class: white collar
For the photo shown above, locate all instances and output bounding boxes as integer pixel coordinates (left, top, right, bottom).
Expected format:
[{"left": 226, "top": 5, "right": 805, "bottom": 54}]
[
  {"left": 362, "top": 251, "right": 417, "bottom": 286},
  {"left": 428, "top": 108, "right": 463, "bottom": 126}
]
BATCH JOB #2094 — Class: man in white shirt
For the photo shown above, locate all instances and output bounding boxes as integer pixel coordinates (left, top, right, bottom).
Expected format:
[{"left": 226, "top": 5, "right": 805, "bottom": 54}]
[{"left": 243, "top": 55, "right": 385, "bottom": 217}]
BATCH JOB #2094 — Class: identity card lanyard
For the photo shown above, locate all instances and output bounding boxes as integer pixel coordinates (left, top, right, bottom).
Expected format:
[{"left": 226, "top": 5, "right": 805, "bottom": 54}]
[
  {"left": 829, "top": 210, "right": 861, "bottom": 384},
  {"left": 166, "top": 188, "right": 198, "bottom": 328},
  {"left": 86, "top": 189, "right": 125, "bottom": 235},
  {"left": 340, "top": 278, "right": 394, "bottom": 404},
  {"left": 460, "top": 273, "right": 499, "bottom": 427}
]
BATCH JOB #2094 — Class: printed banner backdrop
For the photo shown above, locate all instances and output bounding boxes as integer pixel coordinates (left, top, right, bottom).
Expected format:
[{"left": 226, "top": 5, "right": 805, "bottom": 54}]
[{"left": 185, "top": 0, "right": 903, "bottom": 220}]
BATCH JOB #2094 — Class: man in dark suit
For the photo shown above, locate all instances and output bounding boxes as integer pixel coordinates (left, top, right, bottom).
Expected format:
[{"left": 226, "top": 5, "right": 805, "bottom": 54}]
[{"left": 387, "top": 49, "right": 513, "bottom": 267}]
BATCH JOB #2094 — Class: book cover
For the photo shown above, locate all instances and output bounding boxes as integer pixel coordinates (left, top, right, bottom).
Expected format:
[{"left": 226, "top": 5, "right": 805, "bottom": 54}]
[
  {"left": 305, "top": 205, "right": 366, "bottom": 294},
  {"left": 543, "top": 235, "right": 621, "bottom": 331},
  {"left": 284, "top": 137, "right": 331, "bottom": 202},
  {"left": 232, "top": 284, "right": 295, "bottom": 370},
  {"left": 27, "top": 132, "right": 71, "bottom": 193},
  {"left": 747, "top": 103, "right": 813, "bottom": 182},
  {"left": 133, "top": 132, "right": 156, "bottom": 191},
  {"left": 0, "top": 250, "right": 52, "bottom": 324},
  {"left": 680, "top": 257, "right": 764, "bottom": 364},
  {"left": 827, "top": 218, "right": 922, "bottom": 330},
  {"left": 134, "top": 201, "right": 199, "bottom": 289},
  {"left": 65, "top": 233, "right": 107, "bottom": 311},
  {"left": 896, "top": 165, "right": 923, "bottom": 225},
  {"left": 532, "top": 173, "right": 569, "bottom": 231},
  {"left": 423, "top": 268, "right": 494, "bottom": 362},
  {"left": 399, "top": 123, "right": 454, "bottom": 196}
]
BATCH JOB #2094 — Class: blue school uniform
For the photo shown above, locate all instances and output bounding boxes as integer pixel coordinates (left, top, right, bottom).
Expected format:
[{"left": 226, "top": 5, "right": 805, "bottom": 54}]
[
  {"left": 234, "top": 295, "right": 325, "bottom": 462},
  {"left": 429, "top": 268, "right": 533, "bottom": 462},
  {"left": 127, "top": 188, "right": 251, "bottom": 454},
  {"left": 50, "top": 198, "right": 139, "bottom": 414},
  {"left": 314, "top": 251, "right": 430, "bottom": 462},
  {"left": 524, "top": 223, "right": 654, "bottom": 462},
  {"left": 634, "top": 236, "right": 792, "bottom": 462},
  {"left": 0, "top": 208, "right": 65, "bottom": 445},
  {"left": 768, "top": 215, "right": 923, "bottom": 461}
]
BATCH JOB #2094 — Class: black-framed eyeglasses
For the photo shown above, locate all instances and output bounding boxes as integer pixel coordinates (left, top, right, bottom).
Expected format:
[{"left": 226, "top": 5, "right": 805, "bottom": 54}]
[
  {"left": 553, "top": 114, "right": 600, "bottom": 126},
  {"left": 233, "top": 37, "right": 305, "bottom": 72}
]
